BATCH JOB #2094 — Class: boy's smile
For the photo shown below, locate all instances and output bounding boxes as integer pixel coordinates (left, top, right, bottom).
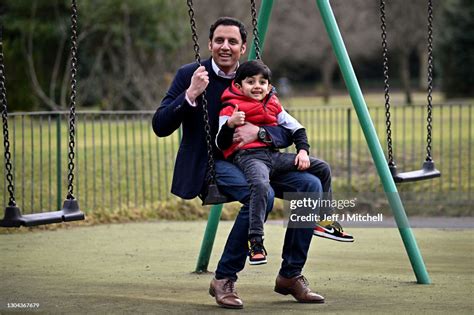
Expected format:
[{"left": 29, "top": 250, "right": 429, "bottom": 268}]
[{"left": 238, "top": 74, "right": 270, "bottom": 101}]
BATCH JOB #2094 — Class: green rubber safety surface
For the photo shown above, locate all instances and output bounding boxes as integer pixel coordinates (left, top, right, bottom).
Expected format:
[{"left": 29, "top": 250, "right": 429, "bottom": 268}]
[{"left": 1, "top": 221, "right": 472, "bottom": 314}]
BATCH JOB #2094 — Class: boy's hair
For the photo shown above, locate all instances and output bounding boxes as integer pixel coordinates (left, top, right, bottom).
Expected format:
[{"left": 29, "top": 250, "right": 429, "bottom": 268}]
[
  {"left": 234, "top": 60, "right": 272, "bottom": 85},
  {"left": 209, "top": 17, "right": 247, "bottom": 43}
]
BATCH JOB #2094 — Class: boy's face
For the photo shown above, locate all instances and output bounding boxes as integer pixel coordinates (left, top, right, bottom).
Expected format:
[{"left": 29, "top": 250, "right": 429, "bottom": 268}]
[
  {"left": 209, "top": 25, "right": 246, "bottom": 74},
  {"left": 237, "top": 74, "right": 271, "bottom": 101}
]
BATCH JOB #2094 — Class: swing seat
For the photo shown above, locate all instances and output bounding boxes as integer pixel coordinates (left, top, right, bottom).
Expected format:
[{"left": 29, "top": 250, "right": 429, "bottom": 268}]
[
  {"left": 0, "top": 199, "right": 84, "bottom": 227},
  {"left": 202, "top": 184, "right": 229, "bottom": 205},
  {"left": 391, "top": 160, "right": 441, "bottom": 183}
]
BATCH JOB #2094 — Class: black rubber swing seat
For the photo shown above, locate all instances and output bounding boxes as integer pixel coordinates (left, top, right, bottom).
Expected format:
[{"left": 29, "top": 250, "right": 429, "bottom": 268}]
[
  {"left": 202, "top": 184, "right": 229, "bottom": 205},
  {"left": 0, "top": 199, "right": 84, "bottom": 227},
  {"left": 391, "top": 160, "right": 441, "bottom": 183}
]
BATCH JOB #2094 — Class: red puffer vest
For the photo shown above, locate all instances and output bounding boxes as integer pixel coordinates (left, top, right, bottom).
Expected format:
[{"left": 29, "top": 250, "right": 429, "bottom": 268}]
[{"left": 219, "top": 81, "right": 283, "bottom": 158}]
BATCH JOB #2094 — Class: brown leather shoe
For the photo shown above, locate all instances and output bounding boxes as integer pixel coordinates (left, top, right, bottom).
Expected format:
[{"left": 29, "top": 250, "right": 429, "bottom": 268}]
[
  {"left": 209, "top": 278, "right": 243, "bottom": 309},
  {"left": 274, "top": 274, "right": 325, "bottom": 303}
]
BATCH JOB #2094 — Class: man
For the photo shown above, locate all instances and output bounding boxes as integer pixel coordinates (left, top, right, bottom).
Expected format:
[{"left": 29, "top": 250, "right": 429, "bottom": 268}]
[{"left": 153, "top": 17, "right": 325, "bottom": 309}]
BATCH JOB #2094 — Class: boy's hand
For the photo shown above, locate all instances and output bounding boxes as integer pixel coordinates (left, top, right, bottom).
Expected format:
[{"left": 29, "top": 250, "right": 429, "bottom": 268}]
[
  {"left": 227, "top": 105, "right": 245, "bottom": 128},
  {"left": 295, "top": 150, "right": 310, "bottom": 170}
]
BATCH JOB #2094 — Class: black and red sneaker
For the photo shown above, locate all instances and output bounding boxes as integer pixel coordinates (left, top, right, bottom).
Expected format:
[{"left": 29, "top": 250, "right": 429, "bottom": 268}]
[
  {"left": 314, "top": 221, "right": 354, "bottom": 242},
  {"left": 248, "top": 236, "right": 268, "bottom": 265}
]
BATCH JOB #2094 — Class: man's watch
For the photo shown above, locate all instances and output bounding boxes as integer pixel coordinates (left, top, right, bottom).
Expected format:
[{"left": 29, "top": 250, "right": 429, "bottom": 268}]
[{"left": 258, "top": 127, "right": 268, "bottom": 142}]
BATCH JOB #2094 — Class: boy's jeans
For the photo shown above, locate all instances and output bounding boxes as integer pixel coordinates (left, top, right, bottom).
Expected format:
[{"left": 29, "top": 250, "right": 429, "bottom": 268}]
[
  {"left": 214, "top": 157, "right": 324, "bottom": 281},
  {"left": 233, "top": 148, "right": 333, "bottom": 236}
]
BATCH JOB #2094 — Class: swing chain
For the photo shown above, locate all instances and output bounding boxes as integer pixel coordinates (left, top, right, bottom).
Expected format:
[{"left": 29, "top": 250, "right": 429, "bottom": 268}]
[
  {"left": 425, "top": 0, "right": 434, "bottom": 162},
  {"left": 187, "top": 0, "right": 201, "bottom": 65},
  {"left": 66, "top": 0, "right": 78, "bottom": 199},
  {"left": 250, "top": 0, "right": 262, "bottom": 60},
  {"left": 186, "top": 0, "right": 217, "bottom": 185},
  {"left": 380, "top": 0, "right": 394, "bottom": 166},
  {"left": 0, "top": 27, "right": 16, "bottom": 206}
]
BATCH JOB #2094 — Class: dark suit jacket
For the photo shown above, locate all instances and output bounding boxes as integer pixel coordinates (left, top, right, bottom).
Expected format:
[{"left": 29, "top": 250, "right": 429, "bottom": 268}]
[{"left": 152, "top": 58, "right": 292, "bottom": 199}]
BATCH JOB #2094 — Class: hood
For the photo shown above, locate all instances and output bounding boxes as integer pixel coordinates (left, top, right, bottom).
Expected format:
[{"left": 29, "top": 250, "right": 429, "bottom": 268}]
[{"left": 221, "top": 81, "right": 276, "bottom": 107}]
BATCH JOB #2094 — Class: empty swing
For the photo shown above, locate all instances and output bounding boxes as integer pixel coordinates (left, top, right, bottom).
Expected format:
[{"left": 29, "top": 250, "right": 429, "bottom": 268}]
[
  {"left": 0, "top": 0, "right": 84, "bottom": 227},
  {"left": 380, "top": 0, "right": 441, "bottom": 183}
]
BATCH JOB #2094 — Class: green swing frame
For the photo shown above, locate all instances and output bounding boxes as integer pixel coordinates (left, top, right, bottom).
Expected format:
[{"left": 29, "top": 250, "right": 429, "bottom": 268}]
[{"left": 194, "top": 0, "right": 432, "bottom": 285}]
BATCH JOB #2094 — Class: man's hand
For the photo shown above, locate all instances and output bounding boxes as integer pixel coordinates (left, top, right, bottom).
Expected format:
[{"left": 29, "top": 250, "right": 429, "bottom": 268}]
[
  {"left": 186, "top": 66, "right": 209, "bottom": 103},
  {"left": 295, "top": 150, "right": 310, "bottom": 170},
  {"left": 233, "top": 122, "right": 259, "bottom": 149}
]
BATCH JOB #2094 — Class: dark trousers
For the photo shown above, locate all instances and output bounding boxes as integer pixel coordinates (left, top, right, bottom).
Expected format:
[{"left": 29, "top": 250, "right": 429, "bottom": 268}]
[
  {"left": 214, "top": 158, "right": 324, "bottom": 281},
  {"left": 233, "top": 148, "right": 332, "bottom": 237}
]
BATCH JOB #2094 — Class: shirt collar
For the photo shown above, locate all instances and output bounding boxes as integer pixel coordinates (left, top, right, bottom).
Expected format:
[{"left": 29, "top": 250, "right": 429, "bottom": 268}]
[{"left": 211, "top": 58, "right": 239, "bottom": 79}]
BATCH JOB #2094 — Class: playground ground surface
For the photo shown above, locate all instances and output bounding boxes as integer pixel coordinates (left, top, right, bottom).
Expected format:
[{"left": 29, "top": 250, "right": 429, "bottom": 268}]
[{"left": 1, "top": 220, "right": 473, "bottom": 314}]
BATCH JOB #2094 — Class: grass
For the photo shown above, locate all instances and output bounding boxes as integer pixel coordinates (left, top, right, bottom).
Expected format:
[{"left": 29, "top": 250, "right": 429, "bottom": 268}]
[{"left": 0, "top": 221, "right": 473, "bottom": 313}]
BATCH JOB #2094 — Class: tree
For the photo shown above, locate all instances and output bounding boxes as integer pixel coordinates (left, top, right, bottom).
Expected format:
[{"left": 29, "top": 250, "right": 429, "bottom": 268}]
[
  {"left": 384, "top": 0, "right": 428, "bottom": 105},
  {"left": 437, "top": 0, "right": 474, "bottom": 98},
  {"left": 78, "top": 0, "right": 189, "bottom": 109},
  {"left": 2, "top": 0, "right": 189, "bottom": 111},
  {"left": 263, "top": 0, "right": 379, "bottom": 104},
  {"left": 1, "top": 0, "right": 64, "bottom": 111}
]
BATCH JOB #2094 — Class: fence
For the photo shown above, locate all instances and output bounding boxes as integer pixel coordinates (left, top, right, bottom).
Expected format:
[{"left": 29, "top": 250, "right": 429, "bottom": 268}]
[{"left": 1, "top": 103, "right": 472, "bottom": 215}]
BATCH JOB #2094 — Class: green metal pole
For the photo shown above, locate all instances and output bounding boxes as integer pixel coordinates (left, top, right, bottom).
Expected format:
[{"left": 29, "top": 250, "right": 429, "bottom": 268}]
[
  {"left": 56, "top": 114, "right": 62, "bottom": 210},
  {"left": 195, "top": 0, "right": 274, "bottom": 273},
  {"left": 347, "top": 108, "right": 352, "bottom": 188},
  {"left": 316, "top": 0, "right": 431, "bottom": 284},
  {"left": 195, "top": 204, "right": 223, "bottom": 273},
  {"left": 248, "top": 0, "right": 274, "bottom": 60}
]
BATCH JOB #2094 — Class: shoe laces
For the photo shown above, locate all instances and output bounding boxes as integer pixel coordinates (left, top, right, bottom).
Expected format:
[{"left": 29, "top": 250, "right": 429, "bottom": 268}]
[
  {"left": 297, "top": 275, "right": 310, "bottom": 287},
  {"left": 249, "top": 241, "right": 267, "bottom": 256},
  {"left": 331, "top": 221, "right": 344, "bottom": 232},
  {"left": 223, "top": 279, "right": 236, "bottom": 293}
]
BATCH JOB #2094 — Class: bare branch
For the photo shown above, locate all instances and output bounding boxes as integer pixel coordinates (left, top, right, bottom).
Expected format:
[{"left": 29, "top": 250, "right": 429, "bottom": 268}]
[
  {"left": 49, "top": 3, "right": 68, "bottom": 101},
  {"left": 26, "top": 2, "right": 60, "bottom": 110},
  {"left": 60, "top": 52, "right": 72, "bottom": 108}
]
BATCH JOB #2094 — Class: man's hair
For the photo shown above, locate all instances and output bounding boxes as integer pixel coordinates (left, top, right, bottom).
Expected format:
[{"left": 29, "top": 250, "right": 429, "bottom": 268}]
[
  {"left": 209, "top": 17, "right": 247, "bottom": 43},
  {"left": 234, "top": 60, "right": 272, "bottom": 85}
]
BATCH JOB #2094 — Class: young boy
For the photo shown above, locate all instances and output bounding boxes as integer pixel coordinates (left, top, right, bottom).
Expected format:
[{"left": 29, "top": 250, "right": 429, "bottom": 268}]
[{"left": 216, "top": 60, "right": 353, "bottom": 265}]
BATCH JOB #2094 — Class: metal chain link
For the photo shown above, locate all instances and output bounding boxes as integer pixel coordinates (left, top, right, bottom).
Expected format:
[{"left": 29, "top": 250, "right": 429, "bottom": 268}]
[
  {"left": 187, "top": 2, "right": 201, "bottom": 65},
  {"left": 380, "top": 0, "right": 394, "bottom": 166},
  {"left": 425, "top": 0, "right": 434, "bottom": 161},
  {"left": 66, "top": 0, "right": 78, "bottom": 199},
  {"left": 0, "top": 26, "right": 16, "bottom": 206},
  {"left": 186, "top": 0, "right": 217, "bottom": 184},
  {"left": 250, "top": 0, "right": 262, "bottom": 60}
]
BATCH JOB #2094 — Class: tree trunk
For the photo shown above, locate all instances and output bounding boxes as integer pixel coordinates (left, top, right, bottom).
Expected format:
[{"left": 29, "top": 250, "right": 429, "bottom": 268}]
[
  {"left": 399, "top": 51, "right": 412, "bottom": 105},
  {"left": 418, "top": 46, "right": 429, "bottom": 91},
  {"left": 322, "top": 57, "right": 336, "bottom": 105}
]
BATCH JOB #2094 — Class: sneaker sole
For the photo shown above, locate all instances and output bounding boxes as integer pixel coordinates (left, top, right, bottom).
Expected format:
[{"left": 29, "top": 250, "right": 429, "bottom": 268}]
[
  {"left": 314, "top": 231, "right": 354, "bottom": 242},
  {"left": 249, "top": 259, "right": 267, "bottom": 265}
]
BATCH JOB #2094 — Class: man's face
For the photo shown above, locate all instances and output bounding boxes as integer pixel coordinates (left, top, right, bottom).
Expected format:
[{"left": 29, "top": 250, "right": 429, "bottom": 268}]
[{"left": 208, "top": 25, "right": 246, "bottom": 74}]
